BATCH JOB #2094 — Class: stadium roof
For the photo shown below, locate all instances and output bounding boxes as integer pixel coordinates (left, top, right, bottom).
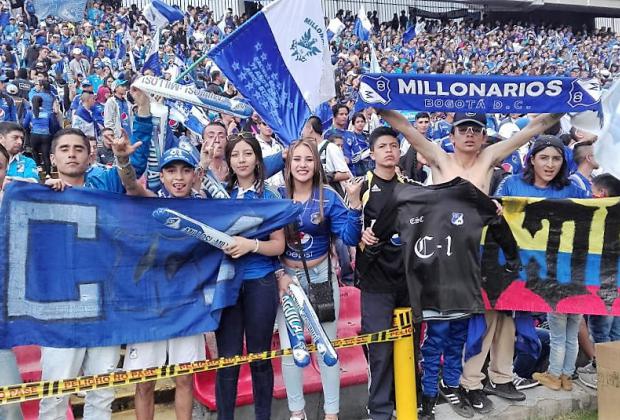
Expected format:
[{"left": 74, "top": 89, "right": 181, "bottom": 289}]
[{"left": 451, "top": 0, "right": 620, "bottom": 16}]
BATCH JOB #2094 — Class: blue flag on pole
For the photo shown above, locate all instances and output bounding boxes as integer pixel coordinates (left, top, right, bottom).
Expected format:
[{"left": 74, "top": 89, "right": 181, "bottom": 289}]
[
  {"left": 353, "top": 6, "right": 371, "bottom": 41},
  {"left": 357, "top": 73, "right": 603, "bottom": 113},
  {"left": 143, "top": 0, "right": 185, "bottom": 28},
  {"left": 403, "top": 25, "right": 416, "bottom": 43},
  {"left": 208, "top": 0, "right": 335, "bottom": 145},
  {"left": 0, "top": 182, "right": 301, "bottom": 348},
  {"left": 142, "top": 29, "right": 162, "bottom": 76},
  {"left": 33, "top": 0, "right": 88, "bottom": 22}
]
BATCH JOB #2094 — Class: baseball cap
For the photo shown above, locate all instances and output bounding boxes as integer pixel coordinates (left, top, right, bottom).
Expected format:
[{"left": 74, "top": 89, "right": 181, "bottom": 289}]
[
  {"left": 81, "top": 80, "right": 93, "bottom": 88},
  {"left": 111, "top": 79, "right": 128, "bottom": 91},
  {"left": 6, "top": 83, "right": 18, "bottom": 95},
  {"left": 72, "top": 47, "right": 82, "bottom": 55},
  {"left": 529, "top": 135, "right": 565, "bottom": 156},
  {"left": 159, "top": 147, "right": 197, "bottom": 170},
  {"left": 453, "top": 112, "right": 487, "bottom": 127}
]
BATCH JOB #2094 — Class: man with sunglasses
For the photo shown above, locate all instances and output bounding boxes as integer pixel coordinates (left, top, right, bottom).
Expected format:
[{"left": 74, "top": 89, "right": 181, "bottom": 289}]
[{"left": 380, "top": 109, "right": 563, "bottom": 417}]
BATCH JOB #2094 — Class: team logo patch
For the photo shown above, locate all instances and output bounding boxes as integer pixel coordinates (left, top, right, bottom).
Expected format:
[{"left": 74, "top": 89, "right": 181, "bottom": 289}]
[
  {"left": 568, "top": 79, "right": 602, "bottom": 108},
  {"left": 128, "top": 347, "right": 138, "bottom": 359},
  {"left": 310, "top": 212, "right": 321, "bottom": 225},
  {"left": 390, "top": 234, "right": 402, "bottom": 246},
  {"left": 359, "top": 75, "right": 391, "bottom": 105},
  {"left": 121, "top": 112, "right": 128, "bottom": 120},
  {"left": 451, "top": 212, "right": 464, "bottom": 226}
]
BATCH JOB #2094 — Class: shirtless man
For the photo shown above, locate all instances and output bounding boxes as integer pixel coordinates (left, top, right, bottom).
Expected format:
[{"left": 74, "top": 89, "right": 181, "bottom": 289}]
[{"left": 378, "top": 109, "right": 563, "bottom": 415}]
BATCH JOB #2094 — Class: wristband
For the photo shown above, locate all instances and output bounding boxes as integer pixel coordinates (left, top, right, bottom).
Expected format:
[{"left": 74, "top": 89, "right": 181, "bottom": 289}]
[
  {"left": 253, "top": 238, "right": 260, "bottom": 253},
  {"left": 114, "top": 158, "right": 131, "bottom": 169}
]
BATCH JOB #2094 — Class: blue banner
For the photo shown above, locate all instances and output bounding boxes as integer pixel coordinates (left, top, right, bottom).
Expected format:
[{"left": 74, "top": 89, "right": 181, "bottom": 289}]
[
  {"left": 357, "top": 74, "right": 602, "bottom": 114},
  {"left": 0, "top": 183, "right": 301, "bottom": 348},
  {"left": 33, "top": 0, "right": 88, "bottom": 22}
]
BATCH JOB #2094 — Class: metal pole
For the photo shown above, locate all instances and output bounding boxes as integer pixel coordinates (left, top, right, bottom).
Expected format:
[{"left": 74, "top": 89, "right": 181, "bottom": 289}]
[
  {"left": 393, "top": 307, "right": 418, "bottom": 420},
  {"left": 175, "top": 51, "right": 210, "bottom": 83}
]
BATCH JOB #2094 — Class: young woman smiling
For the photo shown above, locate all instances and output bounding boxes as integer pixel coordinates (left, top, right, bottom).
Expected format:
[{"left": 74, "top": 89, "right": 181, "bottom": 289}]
[
  {"left": 276, "top": 139, "right": 363, "bottom": 420},
  {"left": 215, "top": 134, "right": 285, "bottom": 420}
]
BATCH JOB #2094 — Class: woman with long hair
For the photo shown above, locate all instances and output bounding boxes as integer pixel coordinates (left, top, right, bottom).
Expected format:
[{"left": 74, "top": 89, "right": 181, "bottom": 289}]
[
  {"left": 276, "top": 139, "right": 363, "bottom": 420},
  {"left": 22, "top": 95, "right": 59, "bottom": 176},
  {"left": 215, "top": 134, "right": 285, "bottom": 420},
  {"left": 496, "top": 135, "right": 587, "bottom": 392}
]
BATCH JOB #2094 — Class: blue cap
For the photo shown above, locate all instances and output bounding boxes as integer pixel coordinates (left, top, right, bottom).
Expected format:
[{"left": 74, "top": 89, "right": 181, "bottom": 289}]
[{"left": 159, "top": 147, "right": 197, "bottom": 170}]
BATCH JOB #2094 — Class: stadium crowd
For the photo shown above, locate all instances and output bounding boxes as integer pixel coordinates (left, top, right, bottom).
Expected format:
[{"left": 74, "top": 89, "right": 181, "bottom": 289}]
[{"left": 0, "top": 1, "right": 620, "bottom": 420}]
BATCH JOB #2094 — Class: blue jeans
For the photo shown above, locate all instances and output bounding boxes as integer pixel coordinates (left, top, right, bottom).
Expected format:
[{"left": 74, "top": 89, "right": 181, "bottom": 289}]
[
  {"left": 0, "top": 349, "right": 23, "bottom": 420},
  {"left": 588, "top": 315, "right": 620, "bottom": 343},
  {"left": 421, "top": 319, "right": 468, "bottom": 397},
  {"left": 215, "top": 273, "right": 279, "bottom": 420},
  {"left": 548, "top": 313, "right": 581, "bottom": 377},
  {"left": 513, "top": 328, "right": 550, "bottom": 379}
]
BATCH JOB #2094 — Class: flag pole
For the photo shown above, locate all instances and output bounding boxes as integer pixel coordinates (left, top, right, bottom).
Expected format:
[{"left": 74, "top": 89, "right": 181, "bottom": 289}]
[{"left": 175, "top": 51, "right": 210, "bottom": 82}]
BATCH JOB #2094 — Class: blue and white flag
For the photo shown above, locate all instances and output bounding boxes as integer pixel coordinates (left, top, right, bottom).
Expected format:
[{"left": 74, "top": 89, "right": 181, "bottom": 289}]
[
  {"left": 208, "top": 0, "right": 335, "bottom": 144},
  {"left": 0, "top": 182, "right": 301, "bottom": 348},
  {"left": 353, "top": 6, "right": 372, "bottom": 42},
  {"left": 143, "top": 0, "right": 184, "bottom": 29},
  {"left": 33, "top": 0, "right": 87, "bottom": 22},
  {"left": 595, "top": 80, "right": 620, "bottom": 180},
  {"left": 357, "top": 73, "right": 602, "bottom": 113},
  {"left": 142, "top": 29, "right": 162, "bottom": 76},
  {"left": 369, "top": 41, "right": 381, "bottom": 73},
  {"left": 327, "top": 18, "right": 345, "bottom": 41}
]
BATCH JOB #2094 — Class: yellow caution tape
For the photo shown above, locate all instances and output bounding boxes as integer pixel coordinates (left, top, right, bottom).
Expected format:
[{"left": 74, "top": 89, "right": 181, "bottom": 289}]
[{"left": 0, "top": 325, "right": 412, "bottom": 405}]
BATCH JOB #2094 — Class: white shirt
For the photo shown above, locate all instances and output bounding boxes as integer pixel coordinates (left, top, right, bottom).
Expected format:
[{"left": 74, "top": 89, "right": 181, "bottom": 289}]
[{"left": 257, "top": 135, "right": 285, "bottom": 188}]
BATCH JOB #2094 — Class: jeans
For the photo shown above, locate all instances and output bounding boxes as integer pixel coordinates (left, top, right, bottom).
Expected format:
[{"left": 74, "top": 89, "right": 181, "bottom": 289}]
[
  {"left": 513, "top": 328, "right": 550, "bottom": 379},
  {"left": 276, "top": 259, "right": 340, "bottom": 415},
  {"left": 588, "top": 315, "right": 620, "bottom": 343},
  {"left": 215, "top": 273, "right": 279, "bottom": 420},
  {"left": 0, "top": 349, "right": 23, "bottom": 420},
  {"left": 547, "top": 313, "right": 581, "bottom": 377},
  {"left": 39, "top": 346, "right": 120, "bottom": 420}
]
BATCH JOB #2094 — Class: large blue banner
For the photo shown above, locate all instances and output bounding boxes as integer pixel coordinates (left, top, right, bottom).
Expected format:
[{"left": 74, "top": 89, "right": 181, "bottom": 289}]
[
  {"left": 33, "top": 0, "right": 88, "bottom": 22},
  {"left": 357, "top": 73, "right": 602, "bottom": 114},
  {"left": 0, "top": 183, "right": 301, "bottom": 349}
]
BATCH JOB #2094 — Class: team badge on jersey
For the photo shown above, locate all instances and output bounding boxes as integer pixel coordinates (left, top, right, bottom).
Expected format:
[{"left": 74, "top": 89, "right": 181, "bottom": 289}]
[
  {"left": 451, "top": 212, "right": 464, "bottom": 226},
  {"left": 390, "top": 234, "right": 402, "bottom": 246},
  {"left": 121, "top": 112, "right": 128, "bottom": 120},
  {"left": 310, "top": 212, "right": 321, "bottom": 225}
]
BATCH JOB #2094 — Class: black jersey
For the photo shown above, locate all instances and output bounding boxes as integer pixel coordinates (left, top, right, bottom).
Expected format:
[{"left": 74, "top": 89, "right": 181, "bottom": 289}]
[
  {"left": 372, "top": 177, "right": 499, "bottom": 322},
  {"left": 355, "top": 171, "right": 409, "bottom": 293}
]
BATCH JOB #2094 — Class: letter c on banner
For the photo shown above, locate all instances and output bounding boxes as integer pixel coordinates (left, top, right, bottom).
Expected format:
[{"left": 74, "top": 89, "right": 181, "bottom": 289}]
[{"left": 6, "top": 201, "right": 102, "bottom": 321}]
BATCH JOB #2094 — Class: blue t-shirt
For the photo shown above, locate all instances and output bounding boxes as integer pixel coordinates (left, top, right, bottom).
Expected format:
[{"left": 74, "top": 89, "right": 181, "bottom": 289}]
[
  {"left": 569, "top": 171, "right": 592, "bottom": 197},
  {"left": 230, "top": 185, "right": 282, "bottom": 280},
  {"left": 343, "top": 131, "right": 373, "bottom": 177},
  {"left": 495, "top": 175, "right": 588, "bottom": 199},
  {"left": 281, "top": 186, "right": 362, "bottom": 262}
]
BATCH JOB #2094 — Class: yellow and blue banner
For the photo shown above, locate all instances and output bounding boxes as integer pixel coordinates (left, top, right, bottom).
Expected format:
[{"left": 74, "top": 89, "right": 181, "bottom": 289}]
[{"left": 483, "top": 196, "right": 620, "bottom": 315}]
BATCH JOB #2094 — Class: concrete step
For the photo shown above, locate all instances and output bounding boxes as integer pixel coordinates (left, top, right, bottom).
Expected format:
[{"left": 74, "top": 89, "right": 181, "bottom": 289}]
[{"left": 435, "top": 381, "right": 597, "bottom": 420}]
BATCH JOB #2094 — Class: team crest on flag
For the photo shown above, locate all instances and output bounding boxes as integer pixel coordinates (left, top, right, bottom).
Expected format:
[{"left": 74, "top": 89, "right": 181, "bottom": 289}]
[
  {"left": 359, "top": 75, "right": 392, "bottom": 106},
  {"left": 451, "top": 212, "right": 464, "bottom": 226},
  {"left": 290, "top": 20, "right": 322, "bottom": 63},
  {"left": 569, "top": 79, "right": 602, "bottom": 108}
]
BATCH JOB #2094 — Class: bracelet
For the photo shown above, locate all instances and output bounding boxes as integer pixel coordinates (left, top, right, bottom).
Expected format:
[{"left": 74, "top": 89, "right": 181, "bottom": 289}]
[
  {"left": 114, "top": 158, "right": 131, "bottom": 169},
  {"left": 274, "top": 268, "right": 285, "bottom": 279},
  {"left": 253, "top": 238, "right": 260, "bottom": 253}
]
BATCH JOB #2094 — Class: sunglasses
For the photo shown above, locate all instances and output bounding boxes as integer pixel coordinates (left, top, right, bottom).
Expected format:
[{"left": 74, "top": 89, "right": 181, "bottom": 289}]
[
  {"left": 229, "top": 131, "right": 255, "bottom": 141},
  {"left": 456, "top": 126, "right": 484, "bottom": 135}
]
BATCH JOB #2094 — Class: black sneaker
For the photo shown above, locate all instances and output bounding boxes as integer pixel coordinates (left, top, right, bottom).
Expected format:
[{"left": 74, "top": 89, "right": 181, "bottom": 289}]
[
  {"left": 463, "top": 389, "right": 494, "bottom": 414},
  {"left": 418, "top": 395, "right": 437, "bottom": 420},
  {"left": 438, "top": 380, "right": 474, "bottom": 418},
  {"left": 512, "top": 375, "right": 540, "bottom": 391},
  {"left": 484, "top": 380, "right": 526, "bottom": 401}
]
